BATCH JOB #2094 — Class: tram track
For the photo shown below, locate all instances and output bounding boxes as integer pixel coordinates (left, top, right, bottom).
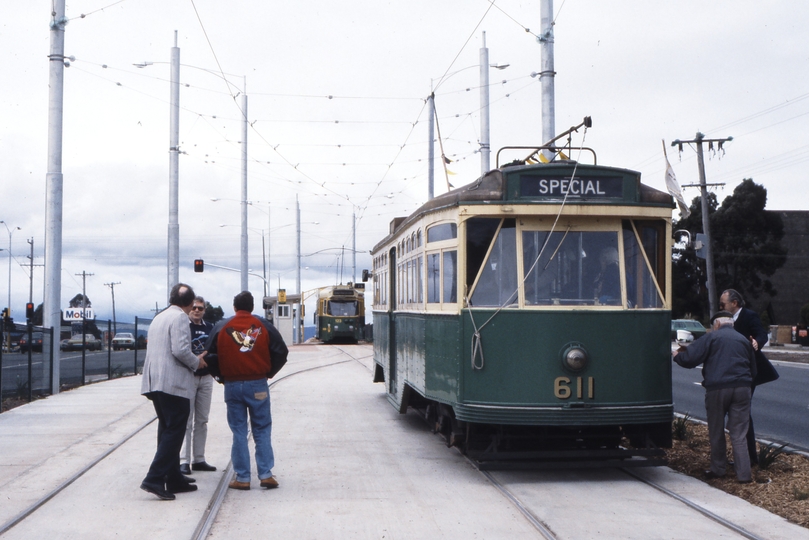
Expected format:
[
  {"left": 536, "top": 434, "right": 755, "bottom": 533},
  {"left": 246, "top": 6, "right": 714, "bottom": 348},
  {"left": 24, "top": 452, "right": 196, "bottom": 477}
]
[
  {"left": 0, "top": 352, "right": 357, "bottom": 539},
  {"left": 0, "top": 346, "right": 780, "bottom": 539},
  {"left": 310, "top": 346, "right": 774, "bottom": 539}
]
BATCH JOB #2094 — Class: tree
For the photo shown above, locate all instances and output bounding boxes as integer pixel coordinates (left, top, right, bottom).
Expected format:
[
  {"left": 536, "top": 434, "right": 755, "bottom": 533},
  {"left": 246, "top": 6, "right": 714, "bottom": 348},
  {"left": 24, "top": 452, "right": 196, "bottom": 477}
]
[
  {"left": 672, "top": 179, "right": 786, "bottom": 319},
  {"left": 68, "top": 294, "right": 91, "bottom": 308},
  {"left": 204, "top": 302, "right": 224, "bottom": 323},
  {"left": 712, "top": 179, "right": 786, "bottom": 301}
]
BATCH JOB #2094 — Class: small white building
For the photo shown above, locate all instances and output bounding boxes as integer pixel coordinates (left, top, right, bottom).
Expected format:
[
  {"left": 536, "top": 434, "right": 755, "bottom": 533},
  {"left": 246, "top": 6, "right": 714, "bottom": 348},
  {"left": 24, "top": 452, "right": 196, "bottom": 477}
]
[{"left": 263, "top": 292, "right": 300, "bottom": 346}]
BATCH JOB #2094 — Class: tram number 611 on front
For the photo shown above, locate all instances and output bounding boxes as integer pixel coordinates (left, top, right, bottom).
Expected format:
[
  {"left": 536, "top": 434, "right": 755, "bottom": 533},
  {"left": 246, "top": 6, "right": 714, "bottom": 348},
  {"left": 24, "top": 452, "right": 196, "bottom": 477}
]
[{"left": 554, "top": 377, "right": 595, "bottom": 399}]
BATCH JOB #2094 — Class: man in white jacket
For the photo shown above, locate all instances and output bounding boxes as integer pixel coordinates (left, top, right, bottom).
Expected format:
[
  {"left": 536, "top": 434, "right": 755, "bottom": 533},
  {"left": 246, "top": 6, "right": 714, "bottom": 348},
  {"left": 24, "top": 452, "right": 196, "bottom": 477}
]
[{"left": 140, "top": 283, "right": 208, "bottom": 500}]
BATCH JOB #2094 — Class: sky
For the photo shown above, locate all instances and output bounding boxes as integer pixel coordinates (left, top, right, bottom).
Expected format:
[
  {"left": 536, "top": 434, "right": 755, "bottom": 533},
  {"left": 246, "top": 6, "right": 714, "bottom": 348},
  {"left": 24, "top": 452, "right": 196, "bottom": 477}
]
[{"left": 2, "top": 1, "right": 808, "bottom": 326}]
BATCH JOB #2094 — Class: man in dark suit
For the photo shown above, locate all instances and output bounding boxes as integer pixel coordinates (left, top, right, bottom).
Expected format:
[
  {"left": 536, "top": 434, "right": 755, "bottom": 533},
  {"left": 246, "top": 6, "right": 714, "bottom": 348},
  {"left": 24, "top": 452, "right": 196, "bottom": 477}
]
[{"left": 719, "top": 289, "right": 780, "bottom": 465}]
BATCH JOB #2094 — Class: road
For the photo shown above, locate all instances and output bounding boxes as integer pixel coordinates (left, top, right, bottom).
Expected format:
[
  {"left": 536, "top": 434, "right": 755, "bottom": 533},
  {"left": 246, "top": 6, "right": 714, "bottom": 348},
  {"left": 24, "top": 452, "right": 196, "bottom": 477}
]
[
  {"left": 672, "top": 357, "right": 809, "bottom": 452},
  {"left": 0, "top": 349, "right": 142, "bottom": 395}
]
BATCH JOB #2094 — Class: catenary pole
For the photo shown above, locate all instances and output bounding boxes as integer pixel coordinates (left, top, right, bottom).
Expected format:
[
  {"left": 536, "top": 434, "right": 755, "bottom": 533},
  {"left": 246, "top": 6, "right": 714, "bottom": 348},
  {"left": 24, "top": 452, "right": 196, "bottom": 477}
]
[
  {"left": 167, "top": 31, "right": 180, "bottom": 302},
  {"left": 480, "top": 32, "right": 490, "bottom": 175},
  {"left": 427, "top": 93, "right": 435, "bottom": 200},
  {"left": 540, "top": 0, "right": 556, "bottom": 145},
  {"left": 44, "top": 0, "right": 67, "bottom": 393},
  {"left": 240, "top": 78, "right": 249, "bottom": 291},
  {"left": 295, "top": 195, "right": 301, "bottom": 344}
]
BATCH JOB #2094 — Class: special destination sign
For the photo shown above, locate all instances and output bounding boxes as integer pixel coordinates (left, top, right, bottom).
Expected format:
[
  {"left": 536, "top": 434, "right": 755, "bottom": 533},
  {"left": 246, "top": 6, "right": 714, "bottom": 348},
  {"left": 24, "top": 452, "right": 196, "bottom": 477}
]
[{"left": 520, "top": 175, "right": 624, "bottom": 199}]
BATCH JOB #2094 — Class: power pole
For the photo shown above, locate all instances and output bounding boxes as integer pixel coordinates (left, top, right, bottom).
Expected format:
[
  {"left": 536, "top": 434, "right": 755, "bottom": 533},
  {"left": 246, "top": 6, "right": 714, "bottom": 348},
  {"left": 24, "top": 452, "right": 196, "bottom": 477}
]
[
  {"left": 671, "top": 132, "right": 732, "bottom": 316},
  {"left": 104, "top": 281, "right": 121, "bottom": 335}
]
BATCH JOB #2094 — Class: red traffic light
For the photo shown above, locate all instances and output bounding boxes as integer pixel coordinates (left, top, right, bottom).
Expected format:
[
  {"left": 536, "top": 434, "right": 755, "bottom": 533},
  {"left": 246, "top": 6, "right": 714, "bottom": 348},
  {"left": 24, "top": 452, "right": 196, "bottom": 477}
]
[
  {"left": 26, "top": 303, "right": 35, "bottom": 319},
  {"left": 194, "top": 259, "right": 204, "bottom": 273}
]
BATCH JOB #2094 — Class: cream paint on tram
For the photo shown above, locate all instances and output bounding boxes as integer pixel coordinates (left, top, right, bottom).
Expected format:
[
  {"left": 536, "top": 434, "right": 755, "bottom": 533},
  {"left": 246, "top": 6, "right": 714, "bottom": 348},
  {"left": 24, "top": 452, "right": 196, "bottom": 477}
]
[{"left": 373, "top": 204, "right": 672, "bottom": 314}]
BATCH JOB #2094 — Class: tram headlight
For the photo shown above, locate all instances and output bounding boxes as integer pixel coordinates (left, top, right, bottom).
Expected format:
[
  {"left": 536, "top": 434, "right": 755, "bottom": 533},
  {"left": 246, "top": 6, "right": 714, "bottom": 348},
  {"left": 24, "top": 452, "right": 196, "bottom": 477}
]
[{"left": 561, "top": 343, "right": 588, "bottom": 372}]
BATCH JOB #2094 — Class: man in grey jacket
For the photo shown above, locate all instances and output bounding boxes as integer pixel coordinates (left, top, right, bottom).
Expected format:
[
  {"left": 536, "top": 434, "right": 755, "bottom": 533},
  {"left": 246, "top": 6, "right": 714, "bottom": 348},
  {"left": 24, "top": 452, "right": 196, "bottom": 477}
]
[
  {"left": 673, "top": 310, "right": 757, "bottom": 483},
  {"left": 140, "top": 283, "right": 208, "bottom": 500}
]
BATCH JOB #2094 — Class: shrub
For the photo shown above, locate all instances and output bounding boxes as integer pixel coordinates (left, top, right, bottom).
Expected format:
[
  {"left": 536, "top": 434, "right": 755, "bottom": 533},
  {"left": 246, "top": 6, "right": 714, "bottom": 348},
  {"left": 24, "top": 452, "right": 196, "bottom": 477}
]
[
  {"left": 758, "top": 442, "right": 787, "bottom": 470},
  {"left": 673, "top": 413, "right": 691, "bottom": 441}
]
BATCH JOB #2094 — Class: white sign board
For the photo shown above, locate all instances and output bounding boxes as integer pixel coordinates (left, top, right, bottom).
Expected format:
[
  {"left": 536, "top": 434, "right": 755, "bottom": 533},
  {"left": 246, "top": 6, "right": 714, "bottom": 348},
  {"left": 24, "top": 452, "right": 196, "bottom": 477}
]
[{"left": 63, "top": 308, "right": 95, "bottom": 321}]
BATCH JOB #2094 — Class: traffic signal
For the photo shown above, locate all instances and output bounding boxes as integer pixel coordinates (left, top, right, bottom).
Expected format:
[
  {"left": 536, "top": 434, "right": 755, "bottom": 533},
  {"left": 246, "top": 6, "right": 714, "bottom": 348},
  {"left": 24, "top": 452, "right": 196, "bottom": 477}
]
[
  {"left": 1, "top": 308, "right": 7, "bottom": 320},
  {"left": 194, "top": 259, "right": 204, "bottom": 273},
  {"left": 26, "top": 303, "right": 34, "bottom": 320}
]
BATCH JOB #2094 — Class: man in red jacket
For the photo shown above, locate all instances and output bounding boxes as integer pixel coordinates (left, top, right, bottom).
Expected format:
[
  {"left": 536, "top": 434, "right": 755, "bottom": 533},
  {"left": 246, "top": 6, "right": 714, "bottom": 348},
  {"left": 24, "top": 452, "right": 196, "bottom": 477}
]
[{"left": 206, "top": 291, "right": 288, "bottom": 490}]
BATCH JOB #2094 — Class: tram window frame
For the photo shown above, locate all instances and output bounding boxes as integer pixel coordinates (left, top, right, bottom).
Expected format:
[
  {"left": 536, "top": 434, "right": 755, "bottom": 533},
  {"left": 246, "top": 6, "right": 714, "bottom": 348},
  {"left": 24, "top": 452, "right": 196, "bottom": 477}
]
[
  {"left": 468, "top": 219, "right": 519, "bottom": 308},
  {"left": 520, "top": 228, "right": 622, "bottom": 307},
  {"left": 427, "top": 223, "right": 457, "bottom": 243},
  {"left": 622, "top": 219, "right": 666, "bottom": 309}
]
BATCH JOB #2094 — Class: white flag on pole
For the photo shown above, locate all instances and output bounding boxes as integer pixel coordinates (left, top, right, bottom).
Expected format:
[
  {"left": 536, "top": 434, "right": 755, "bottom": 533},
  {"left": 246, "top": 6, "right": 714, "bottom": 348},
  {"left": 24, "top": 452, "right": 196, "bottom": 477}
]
[{"left": 663, "top": 140, "right": 691, "bottom": 218}]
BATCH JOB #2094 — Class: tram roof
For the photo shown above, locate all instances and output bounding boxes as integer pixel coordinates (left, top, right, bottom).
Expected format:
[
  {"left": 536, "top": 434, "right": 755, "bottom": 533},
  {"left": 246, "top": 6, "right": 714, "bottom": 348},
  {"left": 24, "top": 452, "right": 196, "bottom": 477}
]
[{"left": 375, "top": 161, "right": 673, "bottom": 252}]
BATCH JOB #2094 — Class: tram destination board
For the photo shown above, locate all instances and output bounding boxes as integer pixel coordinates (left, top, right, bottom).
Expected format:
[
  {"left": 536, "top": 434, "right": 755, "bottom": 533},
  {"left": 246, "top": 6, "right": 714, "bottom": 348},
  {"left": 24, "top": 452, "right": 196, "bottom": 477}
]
[{"left": 519, "top": 174, "right": 624, "bottom": 200}]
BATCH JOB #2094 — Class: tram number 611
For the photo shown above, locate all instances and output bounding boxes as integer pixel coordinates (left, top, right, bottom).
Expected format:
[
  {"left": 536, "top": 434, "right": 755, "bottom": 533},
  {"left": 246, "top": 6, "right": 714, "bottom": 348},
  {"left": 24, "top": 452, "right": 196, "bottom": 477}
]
[{"left": 554, "top": 376, "right": 595, "bottom": 399}]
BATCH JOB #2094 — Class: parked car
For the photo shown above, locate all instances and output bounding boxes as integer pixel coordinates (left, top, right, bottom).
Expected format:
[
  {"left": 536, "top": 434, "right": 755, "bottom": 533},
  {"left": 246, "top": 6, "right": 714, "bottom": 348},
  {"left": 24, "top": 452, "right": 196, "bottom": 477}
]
[
  {"left": 111, "top": 332, "right": 136, "bottom": 350},
  {"left": 60, "top": 339, "right": 70, "bottom": 351},
  {"left": 671, "top": 319, "right": 707, "bottom": 342},
  {"left": 19, "top": 332, "right": 44, "bottom": 353},
  {"left": 64, "top": 333, "right": 102, "bottom": 351}
]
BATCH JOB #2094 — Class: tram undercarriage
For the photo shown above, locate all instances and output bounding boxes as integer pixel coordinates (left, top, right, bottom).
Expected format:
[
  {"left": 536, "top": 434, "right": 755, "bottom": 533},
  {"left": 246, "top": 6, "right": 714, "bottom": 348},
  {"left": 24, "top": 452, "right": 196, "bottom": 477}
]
[{"left": 407, "top": 389, "right": 669, "bottom": 470}]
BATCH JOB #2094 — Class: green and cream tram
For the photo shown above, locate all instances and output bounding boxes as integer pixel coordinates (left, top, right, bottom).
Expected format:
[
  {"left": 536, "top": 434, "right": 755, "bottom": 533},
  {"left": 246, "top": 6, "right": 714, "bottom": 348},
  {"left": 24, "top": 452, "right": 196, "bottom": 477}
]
[{"left": 370, "top": 150, "right": 675, "bottom": 463}]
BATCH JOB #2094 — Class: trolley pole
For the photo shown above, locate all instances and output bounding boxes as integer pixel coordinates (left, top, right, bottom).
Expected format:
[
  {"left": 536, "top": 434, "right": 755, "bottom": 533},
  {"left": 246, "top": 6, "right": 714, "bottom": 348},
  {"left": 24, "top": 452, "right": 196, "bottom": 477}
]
[{"left": 671, "top": 133, "right": 732, "bottom": 316}]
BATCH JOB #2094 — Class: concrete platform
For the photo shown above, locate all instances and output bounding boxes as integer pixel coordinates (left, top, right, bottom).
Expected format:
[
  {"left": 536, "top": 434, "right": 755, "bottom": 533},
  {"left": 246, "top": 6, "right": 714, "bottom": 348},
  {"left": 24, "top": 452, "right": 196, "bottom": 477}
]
[{"left": 0, "top": 344, "right": 807, "bottom": 539}]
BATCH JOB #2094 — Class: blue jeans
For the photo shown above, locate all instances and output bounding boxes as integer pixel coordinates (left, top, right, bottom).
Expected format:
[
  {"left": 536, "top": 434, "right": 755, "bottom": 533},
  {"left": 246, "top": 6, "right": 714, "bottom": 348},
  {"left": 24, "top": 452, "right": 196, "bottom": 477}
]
[{"left": 224, "top": 379, "right": 275, "bottom": 482}]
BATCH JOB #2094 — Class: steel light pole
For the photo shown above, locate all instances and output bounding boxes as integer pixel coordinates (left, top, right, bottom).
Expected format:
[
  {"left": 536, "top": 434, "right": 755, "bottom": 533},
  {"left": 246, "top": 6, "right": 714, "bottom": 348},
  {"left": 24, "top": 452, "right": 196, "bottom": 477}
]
[
  {"left": 428, "top": 37, "right": 508, "bottom": 198},
  {"left": 135, "top": 46, "right": 248, "bottom": 300},
  {"left": 1, "top": 222, "right": 21, "bottom": 317}
]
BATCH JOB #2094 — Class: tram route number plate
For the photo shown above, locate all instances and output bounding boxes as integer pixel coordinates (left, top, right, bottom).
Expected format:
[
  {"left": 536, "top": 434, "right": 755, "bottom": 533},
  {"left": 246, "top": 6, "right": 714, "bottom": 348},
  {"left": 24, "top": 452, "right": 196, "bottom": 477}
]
[{"left": 554, "top": 376, "right": 594, "bottom": 399}]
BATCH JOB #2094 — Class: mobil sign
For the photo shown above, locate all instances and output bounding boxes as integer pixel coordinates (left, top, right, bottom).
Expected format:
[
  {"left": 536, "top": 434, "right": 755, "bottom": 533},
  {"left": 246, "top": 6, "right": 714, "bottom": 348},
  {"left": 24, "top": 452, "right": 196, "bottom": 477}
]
[{"left": 63, "top": 308, "right": 95, "bottom": 321}]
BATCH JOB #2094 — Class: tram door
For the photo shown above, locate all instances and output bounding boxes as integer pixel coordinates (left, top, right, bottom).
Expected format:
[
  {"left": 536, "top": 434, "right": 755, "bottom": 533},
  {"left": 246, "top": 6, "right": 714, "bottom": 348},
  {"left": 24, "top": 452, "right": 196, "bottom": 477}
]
[{"left": 388, "top": 247, "right": 397, "bottom": 394}]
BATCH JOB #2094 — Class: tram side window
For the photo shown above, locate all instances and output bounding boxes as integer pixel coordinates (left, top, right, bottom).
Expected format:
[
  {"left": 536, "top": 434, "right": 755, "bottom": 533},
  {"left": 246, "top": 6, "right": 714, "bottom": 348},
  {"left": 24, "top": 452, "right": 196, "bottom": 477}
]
[
  {"left": 427, "top": 253, "right": 440, "bottom": 303},
  {"left": 469, "top": 221, "right": 517, "bottom": 307},
  {"left": 417, "top": 255, "right": 423, "bottom": 303},
  {"left": 427, "top": 223, "right": 457, "bottom": 242},
  {"left": 522, "top": 231, "right": 619, "bottom": 306},
  {"left": 443, "top": 250, "right": 457, "bottom": 303}
]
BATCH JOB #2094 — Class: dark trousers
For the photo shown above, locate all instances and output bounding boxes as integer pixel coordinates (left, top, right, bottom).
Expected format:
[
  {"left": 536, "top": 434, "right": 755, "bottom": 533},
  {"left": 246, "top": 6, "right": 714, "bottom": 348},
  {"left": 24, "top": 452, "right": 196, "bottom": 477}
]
[
  {"left": 143, "top": 391, "right": 191, "bottom": 486},
  {"left": 747, "top": 385, "right": 758, "bottom": 464}
]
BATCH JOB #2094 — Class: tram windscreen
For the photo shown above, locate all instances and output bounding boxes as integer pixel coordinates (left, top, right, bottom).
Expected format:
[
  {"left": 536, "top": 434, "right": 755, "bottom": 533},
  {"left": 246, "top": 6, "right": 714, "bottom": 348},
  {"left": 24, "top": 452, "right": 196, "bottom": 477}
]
[
  {"left": 522, "top": 231, "right": 620, "bottom": 306},
  {"left": 623, "top": 222, "right": 664, "bottom": 308},
  {"left": 328, "top": 301, "right": 358, "bottom": 316}
]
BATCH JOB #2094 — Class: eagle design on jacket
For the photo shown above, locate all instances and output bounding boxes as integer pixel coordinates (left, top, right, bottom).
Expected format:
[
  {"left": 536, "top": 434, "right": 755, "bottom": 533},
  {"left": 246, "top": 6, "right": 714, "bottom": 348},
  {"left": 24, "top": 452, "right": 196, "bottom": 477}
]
[{"left": 225, "top": 325, "right": 262, "bottom": 352}]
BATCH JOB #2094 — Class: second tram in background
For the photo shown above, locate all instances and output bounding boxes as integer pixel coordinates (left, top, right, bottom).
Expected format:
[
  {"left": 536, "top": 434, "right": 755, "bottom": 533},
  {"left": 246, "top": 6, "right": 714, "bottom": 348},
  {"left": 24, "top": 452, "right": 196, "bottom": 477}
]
[
  {"left": 315, "top": 283, "right": 366, "bottom": 343},
  {"left": 369, "top": 120, "right": 676, "bottom": 467}
]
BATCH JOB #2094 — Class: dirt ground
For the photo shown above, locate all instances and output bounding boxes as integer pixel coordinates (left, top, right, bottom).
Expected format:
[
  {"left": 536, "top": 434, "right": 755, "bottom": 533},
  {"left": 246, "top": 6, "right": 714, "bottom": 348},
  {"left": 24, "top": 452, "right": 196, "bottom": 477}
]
[{"left": 667, "top": 418, "right": 809, "bottom": 528}]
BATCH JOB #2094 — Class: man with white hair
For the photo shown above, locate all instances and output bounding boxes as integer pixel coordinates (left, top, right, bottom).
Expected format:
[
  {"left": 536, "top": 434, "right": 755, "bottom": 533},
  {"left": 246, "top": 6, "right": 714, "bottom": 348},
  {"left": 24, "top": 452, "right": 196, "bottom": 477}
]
[{"left": 672, "top": 310, "right": 757, "bottom": 483}]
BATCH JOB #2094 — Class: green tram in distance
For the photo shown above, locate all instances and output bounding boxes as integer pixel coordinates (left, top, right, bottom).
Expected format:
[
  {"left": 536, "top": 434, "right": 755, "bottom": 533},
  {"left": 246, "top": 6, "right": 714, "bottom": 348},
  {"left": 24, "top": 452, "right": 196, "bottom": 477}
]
[
  {"left": 314, "top": 283, "right": 366, "bottom": 343},
  {"left": 370, "top": 145, "right": 675, "bottom": 467}
]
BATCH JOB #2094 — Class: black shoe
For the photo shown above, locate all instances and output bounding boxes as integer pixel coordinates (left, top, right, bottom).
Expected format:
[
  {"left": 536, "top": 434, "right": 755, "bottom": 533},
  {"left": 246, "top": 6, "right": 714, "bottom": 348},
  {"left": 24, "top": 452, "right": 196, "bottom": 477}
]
[
  {"left": 704, "top": 470, "right": 724, "bottom": 480},
  {"left": 167, "top": 482, "right": 198, "bottom": 494},
  {"left": 191, "top": 461, "right": 217, "bottom": 472},
  {"left": 179, "top": 463, "right": 192, "bottom": 475},
  {"left": 141, "top": 481, "right": 176, "bottom": 500}
]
